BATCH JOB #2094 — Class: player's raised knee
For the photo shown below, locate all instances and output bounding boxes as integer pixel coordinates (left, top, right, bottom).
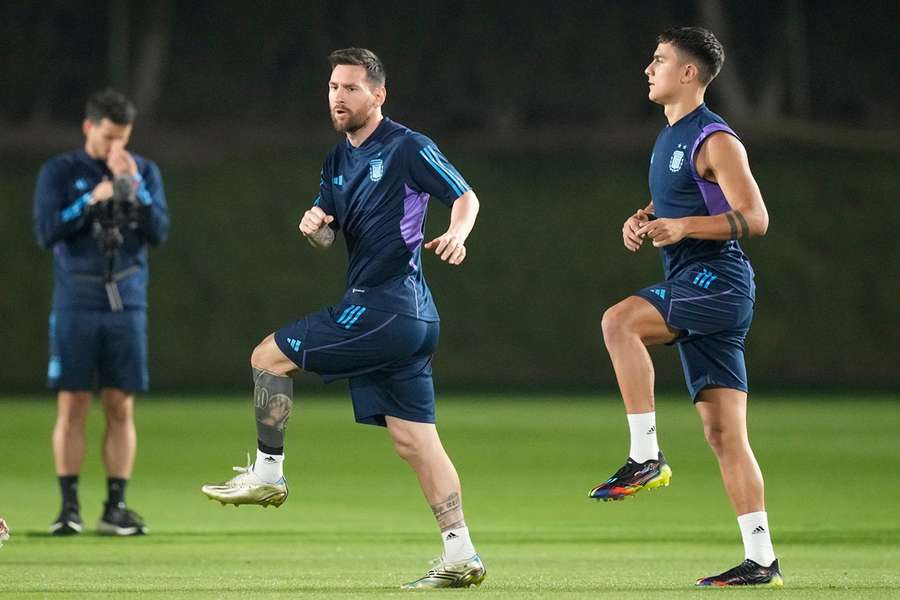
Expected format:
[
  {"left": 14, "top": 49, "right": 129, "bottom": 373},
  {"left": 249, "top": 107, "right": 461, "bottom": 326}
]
[
  {"left": 250, "top": 334, "right": 295, "bottom": 375},
  {"left": 250, "top": 337, "right": 271, "bottom": 369},
  {"left": 601, "top": 303, "right": 633, "bottom": 344}
]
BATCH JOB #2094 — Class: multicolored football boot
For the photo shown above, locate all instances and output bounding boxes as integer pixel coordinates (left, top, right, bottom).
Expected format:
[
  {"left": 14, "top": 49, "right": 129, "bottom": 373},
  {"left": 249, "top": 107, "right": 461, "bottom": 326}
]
[
  {"left": 589, "top": 451, "right": 672, "bottom": 501},
  {"left": 201, "top": 455, "right": 288, "bottom": 508},
  {"left": 696, "top": 558, "right": 784, "bottom": 587},
  {"left": 401, "top": 554, "right": 486, "bottom": 589}
]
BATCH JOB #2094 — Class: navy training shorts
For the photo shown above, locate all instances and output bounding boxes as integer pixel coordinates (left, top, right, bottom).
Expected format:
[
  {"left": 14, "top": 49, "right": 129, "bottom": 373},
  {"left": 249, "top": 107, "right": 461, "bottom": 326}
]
[
  {"left": 635, "top": 262, "right": 755, "bottom": 400},
  {"left": 47, "top": 309, "right": 149, "bottom": 392},
  {"left": 274, "top": 304, "right": 440, "bottom": 427}
]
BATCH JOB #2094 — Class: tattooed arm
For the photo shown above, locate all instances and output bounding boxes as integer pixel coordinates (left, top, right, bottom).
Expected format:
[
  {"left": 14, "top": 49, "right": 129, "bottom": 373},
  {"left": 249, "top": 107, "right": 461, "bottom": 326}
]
[
  {"left": 636, "top": 133, "right": 769, "bottom": 247},
  {"left": 299, "top": 206, "right": 336, "bottom": 249}
]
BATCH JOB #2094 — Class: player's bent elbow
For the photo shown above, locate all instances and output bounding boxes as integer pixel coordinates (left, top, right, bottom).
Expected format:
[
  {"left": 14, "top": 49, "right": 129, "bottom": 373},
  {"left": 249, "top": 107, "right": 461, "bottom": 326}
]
[
  {"left": 751, "top": 212, "right": 769, "bottom": 237},
  {"left": 456, "top": 190, "right": 480, "bottom": 213},
  {"left": 250, "top": 336, "right": 279, "bottom": 371}
]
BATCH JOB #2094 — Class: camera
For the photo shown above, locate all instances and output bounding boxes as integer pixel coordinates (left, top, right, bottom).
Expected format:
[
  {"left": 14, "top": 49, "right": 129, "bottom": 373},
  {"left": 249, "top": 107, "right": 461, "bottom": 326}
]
[
  {"left": 89, "top": 175, "right": 140, "bottom": 252},
  {"left": 88, "top": 175, "right": 142, "bottom": 311}
]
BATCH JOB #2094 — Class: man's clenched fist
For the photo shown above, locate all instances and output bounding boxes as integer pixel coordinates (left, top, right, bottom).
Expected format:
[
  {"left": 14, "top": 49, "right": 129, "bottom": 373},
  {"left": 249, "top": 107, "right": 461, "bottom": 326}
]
[{"left": 299, "top": 206, "right": 335, "bottom": 236}]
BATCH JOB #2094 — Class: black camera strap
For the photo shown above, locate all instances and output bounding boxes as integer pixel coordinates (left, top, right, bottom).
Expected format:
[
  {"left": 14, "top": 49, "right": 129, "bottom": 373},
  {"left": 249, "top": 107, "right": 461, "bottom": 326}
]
[
  {"left": 86, "top": 175, "right": 140, "bottom": 312},
  {"left": 105, "top": 282, "right": 124, "bottom": 312},
  {"left": 105, "top": 251, "right": 124, "bottom": 312}
]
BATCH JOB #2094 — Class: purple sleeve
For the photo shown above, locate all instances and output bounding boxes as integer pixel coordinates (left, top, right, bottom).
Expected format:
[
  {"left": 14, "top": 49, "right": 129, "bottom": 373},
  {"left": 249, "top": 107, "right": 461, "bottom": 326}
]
[{"left": 689, "top": 124, "right": 740, "bottom": 216}]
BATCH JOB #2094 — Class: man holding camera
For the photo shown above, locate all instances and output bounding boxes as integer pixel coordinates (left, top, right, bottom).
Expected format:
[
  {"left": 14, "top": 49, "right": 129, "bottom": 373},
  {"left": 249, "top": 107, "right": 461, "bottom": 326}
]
[{"left": 33, "top": 89, "right": 169, "bottom": 536}]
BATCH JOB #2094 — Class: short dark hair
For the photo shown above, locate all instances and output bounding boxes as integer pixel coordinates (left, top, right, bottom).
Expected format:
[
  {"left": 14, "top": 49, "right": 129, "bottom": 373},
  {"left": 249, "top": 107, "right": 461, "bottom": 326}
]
[
  {"left": 328, "top": 48, "right": 386, "bottom": 87},
  {"left": 85, "top": 88, "right": 136, "bottom": 125},
  {"left": 657, "top": 27, "right": 724, "bottom": 85}
]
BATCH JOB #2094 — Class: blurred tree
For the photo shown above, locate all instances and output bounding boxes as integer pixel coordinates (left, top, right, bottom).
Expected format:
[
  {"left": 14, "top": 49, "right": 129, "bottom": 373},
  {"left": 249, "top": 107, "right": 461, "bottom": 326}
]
[
  {"left": 0, "top": 1, "right": 895, "bottom": 130},
  {"left": 133, "top": 0, "right": 173, "bottom": 119},
  {"left": 786, "top": 0, "right": 810, "bottom": 117},
  {"left": 107, "top": 0, "right": 129, "bottom": 90},
  {"left": 695, "top": 0, "right": 751, "bottom": 118}
]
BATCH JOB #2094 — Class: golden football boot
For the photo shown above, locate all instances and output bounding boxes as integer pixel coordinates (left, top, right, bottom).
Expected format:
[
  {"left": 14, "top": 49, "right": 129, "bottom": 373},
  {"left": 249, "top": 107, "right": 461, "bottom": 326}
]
[
  {"left": 401, "top": 554, "right": 486, "bottom": 589},
  {"left": 201, "top": 454, "right": 288, "bottom": 507}
]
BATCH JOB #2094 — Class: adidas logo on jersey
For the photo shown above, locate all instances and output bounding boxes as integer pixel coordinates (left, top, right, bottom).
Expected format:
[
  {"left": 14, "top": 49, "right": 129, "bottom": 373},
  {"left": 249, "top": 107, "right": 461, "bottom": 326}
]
[
  {"left": 692, "top": 269, "right": 717, "bottom": 289},
  {"left": 286, "top": 337, "right": 301, "bottom": 352},
  {"left": 650, "top": 288, "right": 666, "bottom": 299}
]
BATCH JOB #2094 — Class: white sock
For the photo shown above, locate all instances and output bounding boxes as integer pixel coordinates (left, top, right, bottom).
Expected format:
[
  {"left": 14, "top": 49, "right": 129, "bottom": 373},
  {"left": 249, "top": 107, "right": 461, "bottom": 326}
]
[
  {"left": 737, "top": 511, "right": 776, "bottom": 566},
  {"left": 627, "top": 411, "right": 659, "bottom": 463},
  {"left": 253, "top": 449, "right": 284, "bottom": 483},
  {"left": 442, "top": 525, "right": 476, "bottom": 564}
]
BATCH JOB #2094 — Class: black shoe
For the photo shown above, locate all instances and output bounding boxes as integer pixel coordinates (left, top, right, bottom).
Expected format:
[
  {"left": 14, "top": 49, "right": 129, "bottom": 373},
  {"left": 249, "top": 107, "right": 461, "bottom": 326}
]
[
  {"left": 50, "top": 504, "right": 83, "bottom": 535},
  {"left": 97, "top": 502, "right": 148, "bottom": 536},
  {"left": 696, "top": 558, "right": 784, "bottom": 587},
  {"left": 589, "top": 451, "right": 672, "bottom": 501}
]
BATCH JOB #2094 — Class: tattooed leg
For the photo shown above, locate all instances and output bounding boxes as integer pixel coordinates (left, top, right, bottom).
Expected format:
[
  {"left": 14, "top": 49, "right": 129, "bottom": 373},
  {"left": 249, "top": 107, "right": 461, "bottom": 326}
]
[
  {"left": 431, "top": 491, "right": 466, "bottom": 532},
  {"left": 428, "top": 483, "right": 476, "bottom": 564},
  {"left": 253, "top": 367, "right": 293, "bottom": 452},
  {"left": 385, "top": 417, "right": 478, "bottom": 564}
]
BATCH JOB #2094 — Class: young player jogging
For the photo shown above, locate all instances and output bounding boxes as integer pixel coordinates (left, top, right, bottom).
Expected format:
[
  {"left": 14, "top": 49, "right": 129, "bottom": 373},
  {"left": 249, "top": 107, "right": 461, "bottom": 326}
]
[{"left": 589, "top": 27, "right": 782, "bottom": 588}]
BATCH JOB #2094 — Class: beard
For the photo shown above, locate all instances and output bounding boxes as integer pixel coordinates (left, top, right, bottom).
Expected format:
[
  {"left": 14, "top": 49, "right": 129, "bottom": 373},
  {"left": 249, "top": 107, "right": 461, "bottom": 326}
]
[{"left": 330, "top": 104, "right": 372, "bottom": 134}]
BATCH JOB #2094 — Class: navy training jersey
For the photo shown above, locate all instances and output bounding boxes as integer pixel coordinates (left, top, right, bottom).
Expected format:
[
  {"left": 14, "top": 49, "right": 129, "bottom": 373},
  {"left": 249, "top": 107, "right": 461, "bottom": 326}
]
[
  {"left": 648, "top": 103, "right": 754, "bottom": 288},
  {"left": 33, "top": 149, "right": 169, "bottom": 310},
  {"left": 314, "top": 117, "right": 471, "bottom": 321}
]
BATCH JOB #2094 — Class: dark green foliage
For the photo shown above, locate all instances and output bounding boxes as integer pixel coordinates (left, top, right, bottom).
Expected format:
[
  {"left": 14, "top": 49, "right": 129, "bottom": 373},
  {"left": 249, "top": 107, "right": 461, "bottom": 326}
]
[{"left": 3, "top": 146, "right": 897, "bottom": 391}]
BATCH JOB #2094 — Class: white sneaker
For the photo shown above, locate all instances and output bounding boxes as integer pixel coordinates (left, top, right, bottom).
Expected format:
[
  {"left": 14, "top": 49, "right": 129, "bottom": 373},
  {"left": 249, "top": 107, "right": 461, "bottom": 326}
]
[{"left": 201, "top": 454, "right": 288, "bottom": 507}]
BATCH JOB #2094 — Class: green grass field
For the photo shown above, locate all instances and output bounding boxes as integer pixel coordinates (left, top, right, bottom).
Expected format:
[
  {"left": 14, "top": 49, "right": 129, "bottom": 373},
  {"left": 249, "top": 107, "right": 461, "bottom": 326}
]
[{"left": 1, "top": 395, "right": 898, "bottom": 598}]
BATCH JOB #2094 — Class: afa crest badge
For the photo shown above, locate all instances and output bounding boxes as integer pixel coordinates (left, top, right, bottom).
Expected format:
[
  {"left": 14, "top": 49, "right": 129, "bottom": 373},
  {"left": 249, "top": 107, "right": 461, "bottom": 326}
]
[
  {"left": 369, "top": 159, "right": 384, "bottom": 182},
  {"left": 669, "top": 144, "right": 687, "bottom": 173}
]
